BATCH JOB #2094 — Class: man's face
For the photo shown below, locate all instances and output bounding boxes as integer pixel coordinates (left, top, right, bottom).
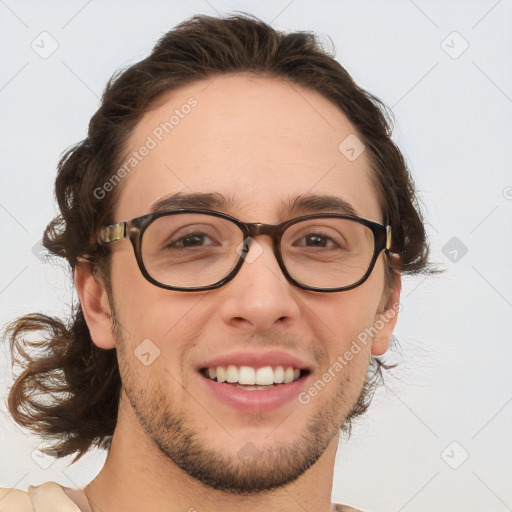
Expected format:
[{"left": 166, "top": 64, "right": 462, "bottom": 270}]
[{"left": 101, "top": 74, "right": 396, "bottom": 492}]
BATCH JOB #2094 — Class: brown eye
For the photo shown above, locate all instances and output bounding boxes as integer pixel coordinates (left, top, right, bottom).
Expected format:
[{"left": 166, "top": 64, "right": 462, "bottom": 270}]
[
  {"left": 296, "top": 232, "right": 341, "bottom": 248},
  {"left": 168, "top": 232, "right": 215, "bottom": 248}
]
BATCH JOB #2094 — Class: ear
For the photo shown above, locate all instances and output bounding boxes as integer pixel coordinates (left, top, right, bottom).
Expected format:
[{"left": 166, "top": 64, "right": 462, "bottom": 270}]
[
  {"left": 371, "top": 270, "right": 402, "bottom": 356},
  {"left": 74, "top": 259, "right": 116, "bottom": 350}
]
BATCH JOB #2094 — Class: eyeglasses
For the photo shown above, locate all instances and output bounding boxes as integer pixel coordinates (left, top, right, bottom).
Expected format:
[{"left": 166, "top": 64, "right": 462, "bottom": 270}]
[{"left": 97, "top": 209, "right": 392, "bottom": 293}]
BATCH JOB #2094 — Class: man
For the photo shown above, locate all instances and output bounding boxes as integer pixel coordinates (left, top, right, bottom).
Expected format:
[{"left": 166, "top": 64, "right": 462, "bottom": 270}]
[{"left": 1, "top": 13, "right": 433, "bottom": 512}]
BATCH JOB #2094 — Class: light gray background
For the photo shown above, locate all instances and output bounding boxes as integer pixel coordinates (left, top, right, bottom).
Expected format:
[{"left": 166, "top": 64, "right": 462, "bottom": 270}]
[{"left": 1, "top": 1, "right": 511, "bottom": 511}]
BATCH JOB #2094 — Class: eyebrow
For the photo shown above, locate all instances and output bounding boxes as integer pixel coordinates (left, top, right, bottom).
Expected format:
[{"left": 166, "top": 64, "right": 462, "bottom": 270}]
[
  {"left": 280, "top": 193, "right": 358, "bottom": 217},
  {"left": 149, "top": 192, "right": 359, "bottom": 218},
  {"left": 150, "top": 192, "right": 238, "bottom": 213}
]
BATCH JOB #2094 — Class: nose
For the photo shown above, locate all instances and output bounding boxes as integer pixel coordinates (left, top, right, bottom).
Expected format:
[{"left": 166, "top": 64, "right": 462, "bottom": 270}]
[{"left": 217, "top": 237, "right": 301, "bottom": 333}]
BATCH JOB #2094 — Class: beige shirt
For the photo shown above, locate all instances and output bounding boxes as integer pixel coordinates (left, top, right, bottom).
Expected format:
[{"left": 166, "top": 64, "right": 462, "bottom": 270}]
[{"left": 0, "top": 482, "right": 364, "bottom": 511}]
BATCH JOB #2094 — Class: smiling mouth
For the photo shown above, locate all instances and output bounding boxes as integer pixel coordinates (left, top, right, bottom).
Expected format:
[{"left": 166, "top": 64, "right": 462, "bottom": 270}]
[{"left": 200, "top": 365, "right": 310, "bottom": 390}]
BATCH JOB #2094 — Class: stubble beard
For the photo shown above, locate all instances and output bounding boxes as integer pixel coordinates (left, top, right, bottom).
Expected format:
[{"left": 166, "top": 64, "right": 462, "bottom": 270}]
[{"left": 113, "top": 311, "right": 369, "bottom": 495}]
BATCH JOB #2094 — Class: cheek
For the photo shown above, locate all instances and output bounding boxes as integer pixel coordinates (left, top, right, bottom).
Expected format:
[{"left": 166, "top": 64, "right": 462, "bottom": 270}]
[
  {"left": 111, "top": 275, "right": 216, "bottom": 380},
  {"left": 114, "top": 293, "right": 210, "bottom": 353},
  {"left": 308, "top": 282, "right": 384, "bottom": 364},
  {"left": 110, "top": 249, "right": 199, "bottom": 340}
]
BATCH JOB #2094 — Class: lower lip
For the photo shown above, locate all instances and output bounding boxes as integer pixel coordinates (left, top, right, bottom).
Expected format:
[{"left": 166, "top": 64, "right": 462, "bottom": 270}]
[{"left": 199, "top": 373, "right": 310, "bottom": 413}]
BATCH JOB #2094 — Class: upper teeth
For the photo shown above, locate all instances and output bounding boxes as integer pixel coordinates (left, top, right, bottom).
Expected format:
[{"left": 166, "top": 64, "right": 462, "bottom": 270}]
[{"left": 205, "top": 365, "right": 301, "bottom": 385}]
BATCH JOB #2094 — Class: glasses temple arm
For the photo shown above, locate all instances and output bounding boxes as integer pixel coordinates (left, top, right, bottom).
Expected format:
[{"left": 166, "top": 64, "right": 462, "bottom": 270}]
[{"left": 98, "top": 222, "right": 127, "bottom": 245}]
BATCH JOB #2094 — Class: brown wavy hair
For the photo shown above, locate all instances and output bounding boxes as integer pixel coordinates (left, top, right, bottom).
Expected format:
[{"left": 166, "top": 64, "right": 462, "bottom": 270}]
[{"left": 3, "top": 13, "right": 437, "bottom": 462}]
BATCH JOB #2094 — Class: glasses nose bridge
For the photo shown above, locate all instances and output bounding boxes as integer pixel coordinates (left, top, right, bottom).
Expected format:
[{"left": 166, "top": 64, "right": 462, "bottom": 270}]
[
  {"left": 245, "top": 222, "right": 282, "bottom": 243},
  {"left": 242, "top": 222, "right": 284, "bottom": 266}
]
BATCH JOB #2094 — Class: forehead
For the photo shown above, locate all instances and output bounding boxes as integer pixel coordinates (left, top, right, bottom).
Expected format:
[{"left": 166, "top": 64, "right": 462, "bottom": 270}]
[{"left": 115, "top": 73, "right": 381, "bottom": 223}]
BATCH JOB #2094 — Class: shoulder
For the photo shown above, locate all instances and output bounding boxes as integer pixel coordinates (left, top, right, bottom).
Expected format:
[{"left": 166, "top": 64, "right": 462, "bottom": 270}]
[
  {"left": 332, "top": 504, "right": 366, "bottom": 512},
  {"left": 0, "top": 481, "right": 82, "bottom": 512},
  {"left": 0, "top": 486, "right": 32, "bottom": 511}
]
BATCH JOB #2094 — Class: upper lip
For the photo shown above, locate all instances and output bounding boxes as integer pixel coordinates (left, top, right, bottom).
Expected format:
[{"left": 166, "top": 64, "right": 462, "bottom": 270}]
[{"left": 197, "top": 350, "right": 314, "bottom": 372}]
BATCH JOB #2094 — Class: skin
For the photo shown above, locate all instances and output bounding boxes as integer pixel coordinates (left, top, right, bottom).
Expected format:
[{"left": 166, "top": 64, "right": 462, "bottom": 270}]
[{"left": 75, "top": 74, "right": 401, "bottom": 512}]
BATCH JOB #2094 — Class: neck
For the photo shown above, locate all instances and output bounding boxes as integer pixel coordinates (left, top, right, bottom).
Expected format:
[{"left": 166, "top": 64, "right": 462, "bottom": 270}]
[{"left": 83, "top": 403, "right": 338, "bottom": 512}]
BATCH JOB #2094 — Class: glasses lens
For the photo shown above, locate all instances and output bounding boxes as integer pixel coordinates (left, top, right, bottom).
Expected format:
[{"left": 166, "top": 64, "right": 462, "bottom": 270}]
[
  {"left": 141, "top": 213, "right": 244, "bottom": 288},
  {"left": 281, "top": 217, "right": 375, "bottom": 289}
]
